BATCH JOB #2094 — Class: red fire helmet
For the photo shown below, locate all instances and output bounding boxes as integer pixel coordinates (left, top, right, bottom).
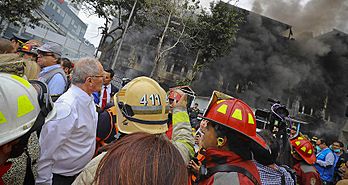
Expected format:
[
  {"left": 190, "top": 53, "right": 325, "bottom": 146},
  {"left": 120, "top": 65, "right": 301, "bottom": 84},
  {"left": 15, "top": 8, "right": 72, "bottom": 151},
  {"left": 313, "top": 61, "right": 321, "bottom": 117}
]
[
  {"left": 168, "top": 89, "right": 182, "bottom": 102},
  {"left": 201, "top": 97, "right": 268, "bottom": 149},
  {"left": 290, "top": 136, "right": 316, "bottom": 164}
]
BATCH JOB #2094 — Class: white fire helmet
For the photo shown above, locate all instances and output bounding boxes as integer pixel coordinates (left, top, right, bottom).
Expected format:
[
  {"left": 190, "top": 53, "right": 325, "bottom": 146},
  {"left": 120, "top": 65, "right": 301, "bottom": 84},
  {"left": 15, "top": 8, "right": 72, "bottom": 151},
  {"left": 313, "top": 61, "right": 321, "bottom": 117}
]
[{"left": 0, "top": 73, "right": 55, "bottom": 146}]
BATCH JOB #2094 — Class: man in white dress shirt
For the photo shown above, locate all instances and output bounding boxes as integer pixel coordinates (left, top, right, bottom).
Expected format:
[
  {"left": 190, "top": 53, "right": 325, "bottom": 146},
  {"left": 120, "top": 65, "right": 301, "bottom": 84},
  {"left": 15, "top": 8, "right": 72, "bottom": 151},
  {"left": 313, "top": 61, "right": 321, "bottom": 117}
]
[{"left": 36, "top": 57, "right": 104, "bottom": 185}]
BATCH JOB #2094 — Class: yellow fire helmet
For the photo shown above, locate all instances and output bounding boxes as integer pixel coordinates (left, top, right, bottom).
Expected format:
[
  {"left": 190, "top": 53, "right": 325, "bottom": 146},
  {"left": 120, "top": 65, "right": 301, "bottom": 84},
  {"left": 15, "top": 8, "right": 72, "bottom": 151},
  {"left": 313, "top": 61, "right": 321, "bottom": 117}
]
[
  {"left": 0, "top": 73, "right": 39, "bottom": 145},
  {"left": 114, "top": 76, "right": 169, "bottom": 134}
]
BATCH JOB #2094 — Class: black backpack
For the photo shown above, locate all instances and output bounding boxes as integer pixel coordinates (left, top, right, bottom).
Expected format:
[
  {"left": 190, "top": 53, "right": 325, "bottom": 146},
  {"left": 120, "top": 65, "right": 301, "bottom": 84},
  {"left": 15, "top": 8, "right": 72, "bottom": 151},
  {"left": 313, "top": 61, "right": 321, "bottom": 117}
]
[{"left": 95, "top": 106, "right": 120, "bottom": 154}]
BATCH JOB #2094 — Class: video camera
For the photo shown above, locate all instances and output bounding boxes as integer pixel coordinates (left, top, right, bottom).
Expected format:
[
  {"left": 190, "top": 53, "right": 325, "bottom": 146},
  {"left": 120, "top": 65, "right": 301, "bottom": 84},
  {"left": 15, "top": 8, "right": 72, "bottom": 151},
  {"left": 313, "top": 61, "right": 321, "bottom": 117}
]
[
  {"left": 255, "top": 98, "right": 290, "bottom": 138},
  {"left": 168, "top": 86, "right": 196, "bottom": 109}
]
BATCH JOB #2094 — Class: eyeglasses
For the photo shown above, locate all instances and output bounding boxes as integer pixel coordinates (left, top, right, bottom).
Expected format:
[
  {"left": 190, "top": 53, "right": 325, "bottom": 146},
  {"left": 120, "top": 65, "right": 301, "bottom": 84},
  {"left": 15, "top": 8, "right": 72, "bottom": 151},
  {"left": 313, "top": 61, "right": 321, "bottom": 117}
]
[
  {"left": 89, "top": 75, "right": 104, "bottom": 78},
  {"left": 37, "top": 51, "right": 55, "bottom": 57}
]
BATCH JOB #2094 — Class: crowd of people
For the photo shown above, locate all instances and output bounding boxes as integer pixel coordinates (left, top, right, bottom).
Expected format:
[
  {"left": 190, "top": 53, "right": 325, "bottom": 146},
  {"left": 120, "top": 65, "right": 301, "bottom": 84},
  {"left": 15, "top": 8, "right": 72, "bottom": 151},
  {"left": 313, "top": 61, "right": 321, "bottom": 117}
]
[{"left": 0, "top": 35, "right": 348, "bottom": 185}]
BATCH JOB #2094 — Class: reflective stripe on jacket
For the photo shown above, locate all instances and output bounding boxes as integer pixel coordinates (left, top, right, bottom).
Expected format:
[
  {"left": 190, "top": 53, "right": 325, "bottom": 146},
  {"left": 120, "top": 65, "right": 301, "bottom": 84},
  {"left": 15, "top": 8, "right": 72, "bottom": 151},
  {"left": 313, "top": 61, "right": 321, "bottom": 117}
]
[
  {"left": 198, "top": 149, "right": 261, "bottom": 185},
  {"left": 171, "top": 107, "right": 195, "bottom": 164}
]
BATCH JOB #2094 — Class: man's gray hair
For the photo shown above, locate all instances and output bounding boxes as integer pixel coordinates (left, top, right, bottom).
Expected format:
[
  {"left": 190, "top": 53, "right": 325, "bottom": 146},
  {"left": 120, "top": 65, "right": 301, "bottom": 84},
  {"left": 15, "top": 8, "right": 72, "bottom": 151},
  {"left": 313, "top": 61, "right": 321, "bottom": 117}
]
[{"left": 71, "top": 57, "right": 100, "bottom": 84}]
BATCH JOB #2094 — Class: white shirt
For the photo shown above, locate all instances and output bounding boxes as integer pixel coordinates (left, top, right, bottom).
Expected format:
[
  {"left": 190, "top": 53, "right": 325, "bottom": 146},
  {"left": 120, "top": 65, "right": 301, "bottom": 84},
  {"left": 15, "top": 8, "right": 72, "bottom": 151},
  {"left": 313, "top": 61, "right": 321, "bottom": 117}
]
[
  {"left": 98, "top": 84, "right": 111, "bottom": 106},
  {"left": 36, "top": 85, "right": 97, "bottom": 185}
]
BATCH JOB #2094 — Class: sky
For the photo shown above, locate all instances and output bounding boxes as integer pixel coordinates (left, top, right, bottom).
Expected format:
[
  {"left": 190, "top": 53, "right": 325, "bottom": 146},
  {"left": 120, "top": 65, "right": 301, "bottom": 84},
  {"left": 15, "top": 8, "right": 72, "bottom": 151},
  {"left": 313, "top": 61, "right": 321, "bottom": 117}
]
[
  {"left": 78, "top": 0, "right": 347, "bottom": 47},
  {"left": 78, "top": 0, "right": 254, "bottom": 47}
]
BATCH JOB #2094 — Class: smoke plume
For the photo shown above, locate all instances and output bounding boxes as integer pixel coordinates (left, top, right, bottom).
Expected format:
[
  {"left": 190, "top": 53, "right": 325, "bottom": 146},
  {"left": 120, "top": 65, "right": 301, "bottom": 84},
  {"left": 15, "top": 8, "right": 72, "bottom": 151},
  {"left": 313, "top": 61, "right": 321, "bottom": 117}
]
[
  {"left": 252, "top": 0, "right": 348, "bottom": 36},
  {"left": 192, "top": 4, "right": 348, "bottom": 138}
]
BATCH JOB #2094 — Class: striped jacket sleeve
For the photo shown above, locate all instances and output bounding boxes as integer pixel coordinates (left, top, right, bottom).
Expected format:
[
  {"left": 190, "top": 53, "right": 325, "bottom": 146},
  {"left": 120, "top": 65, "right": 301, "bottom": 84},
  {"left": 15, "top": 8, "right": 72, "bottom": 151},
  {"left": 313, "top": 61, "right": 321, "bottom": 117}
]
[{"left": 171, "top": 107, "right": 195, "bottom": 164}]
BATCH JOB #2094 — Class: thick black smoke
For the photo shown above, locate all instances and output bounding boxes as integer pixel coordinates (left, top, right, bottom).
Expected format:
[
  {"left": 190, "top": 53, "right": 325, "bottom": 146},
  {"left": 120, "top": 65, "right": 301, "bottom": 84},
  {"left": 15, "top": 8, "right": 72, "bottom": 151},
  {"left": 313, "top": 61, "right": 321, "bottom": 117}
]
[
  {"left": 252, "top": 0, "right": 348, "bottom": 36},
  {"left": 250, "top": 0, "right": 348, "bottom": 137},
  {"left": 100, "top": 1, "right": 348, "bottom": 138},
  {"left": 192, "top": 5, "right": 348, "bottom": 138}
]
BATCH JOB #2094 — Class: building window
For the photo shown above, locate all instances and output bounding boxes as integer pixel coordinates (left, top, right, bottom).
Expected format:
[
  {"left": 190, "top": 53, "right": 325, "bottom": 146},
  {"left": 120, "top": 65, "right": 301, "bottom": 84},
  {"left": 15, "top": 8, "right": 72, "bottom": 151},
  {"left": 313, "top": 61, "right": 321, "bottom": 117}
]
[
  {"left": 173, "top": 64, "right": 182, "bottom": 74},
  {"left": 166, "top": 64, "right": 172, "bottom": 72},
  {"left": 137, "top": 55, "right": 142, "bottom": 64},
  {"left": 48, "top": 1, "right": 55, "bottom": 8}
]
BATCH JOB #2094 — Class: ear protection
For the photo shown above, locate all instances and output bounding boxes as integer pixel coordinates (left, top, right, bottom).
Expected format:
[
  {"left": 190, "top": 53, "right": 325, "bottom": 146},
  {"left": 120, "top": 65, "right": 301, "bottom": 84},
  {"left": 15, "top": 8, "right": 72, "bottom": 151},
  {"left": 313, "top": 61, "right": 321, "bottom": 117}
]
[{"left": 217, "top": 137, "right": 225, "bottom": 147}]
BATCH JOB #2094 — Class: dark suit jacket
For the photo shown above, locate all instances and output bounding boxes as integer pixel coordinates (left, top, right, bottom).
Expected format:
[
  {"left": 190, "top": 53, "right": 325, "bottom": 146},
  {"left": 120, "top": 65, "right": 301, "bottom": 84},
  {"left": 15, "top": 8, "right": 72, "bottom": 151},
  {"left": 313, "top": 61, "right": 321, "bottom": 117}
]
[
  {"left": 109, "top": 84, "right": 118, "bottom": 97},
  {"left": 99, "top": 84, "right": 119, "bottom": 102}
]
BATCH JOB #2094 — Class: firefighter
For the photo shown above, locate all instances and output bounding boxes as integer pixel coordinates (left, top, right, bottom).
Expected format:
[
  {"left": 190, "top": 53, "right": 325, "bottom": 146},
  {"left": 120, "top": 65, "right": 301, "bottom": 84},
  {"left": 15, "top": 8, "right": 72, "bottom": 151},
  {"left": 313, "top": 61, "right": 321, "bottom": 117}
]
[
  {"left": 290, "top": 136, "right": 322, "bottom": 185},
  {"left": 10, "top": 34, "right": 29, "bottom": 52},
  {"left": 73, "top": 76, "right": 194, "bottom": 184},
  {"left": 166, "top": 88, "right": 182, "bottom": 140},
  {"left": 196, "top": 91, "right": 268, "bottom": 185},
  {"left": 20, "top": 40, "right": 41, "bottom": 60},
  {"left": 0, "top": 73, "right": 55, "bottom": 184}
]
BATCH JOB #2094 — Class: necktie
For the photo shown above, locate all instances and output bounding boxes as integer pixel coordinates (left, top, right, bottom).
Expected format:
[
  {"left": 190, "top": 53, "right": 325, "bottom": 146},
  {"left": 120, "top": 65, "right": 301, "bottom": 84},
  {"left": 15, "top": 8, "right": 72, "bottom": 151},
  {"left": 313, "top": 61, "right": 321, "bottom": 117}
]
[{"left": 101, "top": 86, "right": 108, "bottom": 109}]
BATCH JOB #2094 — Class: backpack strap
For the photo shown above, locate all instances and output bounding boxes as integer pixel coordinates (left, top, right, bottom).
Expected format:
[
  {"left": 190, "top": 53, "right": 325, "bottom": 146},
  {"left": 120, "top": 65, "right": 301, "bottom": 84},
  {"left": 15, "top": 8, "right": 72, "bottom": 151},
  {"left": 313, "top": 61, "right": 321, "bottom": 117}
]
[
  {"left": 205, "top": 164, "right": 260, "bottom": 185},
  {"left": 281, "top": 173, "right": 286, "bottom": 185},
  {"left": 281, "top": 164, "right": 297, "bottom": 183}
]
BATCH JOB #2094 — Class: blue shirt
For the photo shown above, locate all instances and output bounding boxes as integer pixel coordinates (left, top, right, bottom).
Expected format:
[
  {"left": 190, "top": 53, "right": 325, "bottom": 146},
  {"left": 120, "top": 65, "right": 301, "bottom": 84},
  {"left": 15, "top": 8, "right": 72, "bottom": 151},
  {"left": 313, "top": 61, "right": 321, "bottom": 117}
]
[
  {"left": 39, "top": 64, "right": 66, "bottom": 95},
  {"left": 92, "top": 92, "right": 100, "bottom": 104}
]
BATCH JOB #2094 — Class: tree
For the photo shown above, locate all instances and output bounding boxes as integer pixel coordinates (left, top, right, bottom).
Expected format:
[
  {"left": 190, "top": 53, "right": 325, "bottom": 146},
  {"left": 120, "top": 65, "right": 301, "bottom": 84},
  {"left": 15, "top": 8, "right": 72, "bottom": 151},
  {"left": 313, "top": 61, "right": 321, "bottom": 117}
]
[
  {"left": 148, "top": 0, "right": 199, "bottom": 79},
  {"left": 182, "top": 1, "right": 244, "bottom": 84},
  {"left": 72, "top": 0, "right": 150, "bottom": 66},
  {"left": 0, "top": 0, "right": 44, "bottom": 34}
]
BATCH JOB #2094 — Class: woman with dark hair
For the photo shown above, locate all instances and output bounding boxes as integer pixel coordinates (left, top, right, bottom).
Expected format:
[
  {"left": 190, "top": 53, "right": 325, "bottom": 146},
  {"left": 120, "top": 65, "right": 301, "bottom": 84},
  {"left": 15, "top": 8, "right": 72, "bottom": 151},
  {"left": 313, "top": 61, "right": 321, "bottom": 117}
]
[
  {"left": 195, "top": 91, "right": 269, "bottom": 185},
  {"left": 74, "top": 132, "right": 187, "bottom": 185}
]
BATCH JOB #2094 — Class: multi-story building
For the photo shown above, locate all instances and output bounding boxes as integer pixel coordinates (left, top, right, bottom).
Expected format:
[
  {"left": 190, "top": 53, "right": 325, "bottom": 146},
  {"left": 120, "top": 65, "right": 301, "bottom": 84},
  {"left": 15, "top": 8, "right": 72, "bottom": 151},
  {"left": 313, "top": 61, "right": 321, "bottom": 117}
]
[
  {"left": 99, "top": 4, "right": 347, "bottom": 140},
  {"left": 1, "top": 0, "right": 95, "bottom": 60}
]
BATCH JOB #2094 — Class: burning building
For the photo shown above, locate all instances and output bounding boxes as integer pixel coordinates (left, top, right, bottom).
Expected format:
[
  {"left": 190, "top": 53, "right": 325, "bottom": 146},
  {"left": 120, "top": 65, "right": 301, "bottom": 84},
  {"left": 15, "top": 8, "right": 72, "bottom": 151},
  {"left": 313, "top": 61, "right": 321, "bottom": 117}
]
[{"left": 99, "top": 4, "right": 348, "bottom": 141}]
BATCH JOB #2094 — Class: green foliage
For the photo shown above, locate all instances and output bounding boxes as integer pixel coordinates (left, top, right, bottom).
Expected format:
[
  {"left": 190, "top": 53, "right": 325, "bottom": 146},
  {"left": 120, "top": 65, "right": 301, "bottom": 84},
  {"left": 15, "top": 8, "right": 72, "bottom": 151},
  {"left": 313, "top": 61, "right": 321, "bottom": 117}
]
[
  {"left": 186, "top": 1, "right": 243, "bottom": 65},
  {"left": 72, "top": 0, "right": 148, "bottom": 26},
  {"left": 0, "top": 0, "right": 44, "bottom": 26}
]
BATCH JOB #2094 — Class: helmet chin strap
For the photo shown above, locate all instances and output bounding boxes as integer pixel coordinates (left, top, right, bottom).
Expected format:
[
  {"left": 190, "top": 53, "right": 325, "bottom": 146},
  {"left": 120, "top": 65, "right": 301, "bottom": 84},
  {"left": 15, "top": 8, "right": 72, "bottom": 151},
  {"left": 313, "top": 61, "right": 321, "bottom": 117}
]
[
  {"left": 120, "top": 110, "right": 168, "bottom": 125},
  {"left": 117, "top": 101, "right": 168, "bottom": 125}
]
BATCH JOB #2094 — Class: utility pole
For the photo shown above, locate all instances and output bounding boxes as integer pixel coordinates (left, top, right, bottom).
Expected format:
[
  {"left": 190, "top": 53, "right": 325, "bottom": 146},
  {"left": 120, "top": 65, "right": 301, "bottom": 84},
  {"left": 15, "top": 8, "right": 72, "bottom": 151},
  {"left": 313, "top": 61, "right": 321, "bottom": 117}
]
[{"left": 111, "top": 0, "right": 137, "bottom": 70}]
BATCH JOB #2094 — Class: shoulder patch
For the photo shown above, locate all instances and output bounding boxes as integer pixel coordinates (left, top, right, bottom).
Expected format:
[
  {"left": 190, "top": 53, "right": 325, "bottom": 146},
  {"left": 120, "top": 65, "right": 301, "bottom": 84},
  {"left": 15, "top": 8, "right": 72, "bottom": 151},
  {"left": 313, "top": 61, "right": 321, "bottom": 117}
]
[{"left": 52, "top": 102, "right": 72, "bottom": 120}]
